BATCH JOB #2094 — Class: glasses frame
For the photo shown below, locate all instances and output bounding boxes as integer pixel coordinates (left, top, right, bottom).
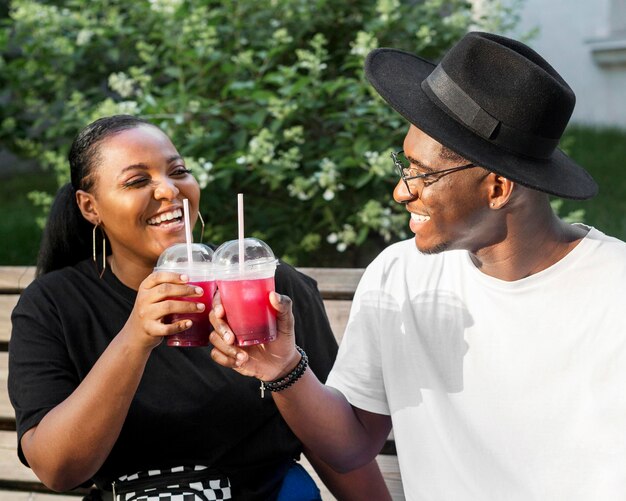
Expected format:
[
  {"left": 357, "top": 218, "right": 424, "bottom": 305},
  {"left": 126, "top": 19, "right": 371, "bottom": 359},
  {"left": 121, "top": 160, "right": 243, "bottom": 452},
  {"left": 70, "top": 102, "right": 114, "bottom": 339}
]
[{"left": 391, "top": 150, "right": 476, "bottom": 196}]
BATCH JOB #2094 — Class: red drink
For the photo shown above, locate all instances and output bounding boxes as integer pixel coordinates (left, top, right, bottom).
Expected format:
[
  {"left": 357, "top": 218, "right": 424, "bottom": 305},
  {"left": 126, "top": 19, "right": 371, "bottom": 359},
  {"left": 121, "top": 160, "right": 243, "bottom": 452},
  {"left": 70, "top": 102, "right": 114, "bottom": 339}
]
[
  {"left": 217, "top": 276, "right": 277, "bottom": 346},
  {"left": 166, "top": 280, "right": 216, "bottom": 347}
]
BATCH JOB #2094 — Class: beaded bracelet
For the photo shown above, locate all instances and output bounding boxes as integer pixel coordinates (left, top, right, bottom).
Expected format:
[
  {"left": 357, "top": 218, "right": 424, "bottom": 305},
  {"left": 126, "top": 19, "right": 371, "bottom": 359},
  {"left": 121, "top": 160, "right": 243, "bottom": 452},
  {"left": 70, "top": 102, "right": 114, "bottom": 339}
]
[{"left": 259, "top": 345, "right": 308, "bottom": 398}]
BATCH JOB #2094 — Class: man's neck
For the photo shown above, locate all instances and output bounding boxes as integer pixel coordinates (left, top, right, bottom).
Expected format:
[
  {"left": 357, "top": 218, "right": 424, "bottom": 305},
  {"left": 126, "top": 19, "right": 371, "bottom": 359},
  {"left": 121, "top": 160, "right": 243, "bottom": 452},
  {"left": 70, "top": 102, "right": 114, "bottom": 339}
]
[{"left": 470, "top": 210, "right": 588, "bottom": 282}]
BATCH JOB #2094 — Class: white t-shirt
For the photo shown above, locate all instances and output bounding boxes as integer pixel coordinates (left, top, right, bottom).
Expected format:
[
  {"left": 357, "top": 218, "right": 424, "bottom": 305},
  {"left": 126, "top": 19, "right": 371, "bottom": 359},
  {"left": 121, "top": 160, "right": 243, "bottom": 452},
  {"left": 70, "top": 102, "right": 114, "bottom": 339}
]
[{"left": 327, "top": 226, "right": 626, "bottom": 500}]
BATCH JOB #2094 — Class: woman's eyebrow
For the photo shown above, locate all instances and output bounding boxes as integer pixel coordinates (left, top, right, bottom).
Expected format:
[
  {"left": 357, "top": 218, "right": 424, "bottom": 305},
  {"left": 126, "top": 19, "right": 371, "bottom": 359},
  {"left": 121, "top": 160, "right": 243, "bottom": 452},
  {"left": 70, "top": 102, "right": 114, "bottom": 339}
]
[
  {"left": 117, "top": 156, "right": 184, "bottom": 176},
  {"left": 167, "top": 155, "right": 184, "bottom": 164},
  {"left": 118, "top": 163, "right": 149, "bottom": 176}
]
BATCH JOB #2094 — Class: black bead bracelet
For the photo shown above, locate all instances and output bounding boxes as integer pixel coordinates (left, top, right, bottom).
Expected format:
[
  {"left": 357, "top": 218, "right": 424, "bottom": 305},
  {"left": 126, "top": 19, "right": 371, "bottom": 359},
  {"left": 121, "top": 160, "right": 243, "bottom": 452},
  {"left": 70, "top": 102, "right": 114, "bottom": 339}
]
[{"left": 259, "top": 345, "right": 308, "bottom": 398}]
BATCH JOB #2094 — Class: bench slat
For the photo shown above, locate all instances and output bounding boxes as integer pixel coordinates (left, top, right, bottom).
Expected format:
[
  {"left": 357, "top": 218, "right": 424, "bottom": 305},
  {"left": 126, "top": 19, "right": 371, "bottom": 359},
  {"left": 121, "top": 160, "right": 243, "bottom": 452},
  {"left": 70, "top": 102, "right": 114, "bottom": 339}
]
[
  {"left": 0, "top": 353, "right": 13, "bottom": 431},
  {"left": 296, "top": 267, "right": 364, "bottom": 300},
  {"left": 0, "top": 267, "right": 35, "bottom": 294},
  {"left": 322, "top": 299, "right": 352, "bottom": 343},
  {"left": 0, "top": 296, "right": 18, "bottom": 350},
  {"left": 0, "top": 267, "right": 365, "bottom": 299}
]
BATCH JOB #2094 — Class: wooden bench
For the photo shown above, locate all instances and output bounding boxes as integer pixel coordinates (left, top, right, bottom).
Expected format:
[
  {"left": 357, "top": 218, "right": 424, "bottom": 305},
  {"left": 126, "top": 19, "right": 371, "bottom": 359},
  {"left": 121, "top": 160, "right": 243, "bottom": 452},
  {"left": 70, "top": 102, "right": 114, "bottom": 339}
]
[{"left": 0, "top": 266, "right": 404, "bottom": 500}]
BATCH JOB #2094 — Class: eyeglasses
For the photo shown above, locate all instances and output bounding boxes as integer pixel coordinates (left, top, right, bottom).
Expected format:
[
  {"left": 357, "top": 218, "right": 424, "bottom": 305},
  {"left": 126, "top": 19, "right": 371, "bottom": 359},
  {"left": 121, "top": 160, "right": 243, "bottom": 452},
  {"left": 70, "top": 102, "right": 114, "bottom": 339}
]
[{"left": 391, "top": 150, "right": 476, "bottom": 196}]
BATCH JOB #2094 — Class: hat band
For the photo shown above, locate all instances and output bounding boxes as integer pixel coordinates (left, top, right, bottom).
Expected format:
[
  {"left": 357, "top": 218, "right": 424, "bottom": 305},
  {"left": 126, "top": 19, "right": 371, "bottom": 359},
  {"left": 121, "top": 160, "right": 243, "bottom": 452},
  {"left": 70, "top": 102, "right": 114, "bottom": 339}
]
[{"left": 421, "top": 65, "right": 559, "bottom": 160}]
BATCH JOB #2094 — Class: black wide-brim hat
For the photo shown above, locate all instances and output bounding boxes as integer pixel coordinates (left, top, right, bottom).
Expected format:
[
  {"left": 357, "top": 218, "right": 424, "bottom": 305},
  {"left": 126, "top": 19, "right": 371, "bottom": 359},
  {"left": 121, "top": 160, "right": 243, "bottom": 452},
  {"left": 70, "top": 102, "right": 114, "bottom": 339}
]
[{"left": 365, "top": 31, "right": 598, "bottom": 200}]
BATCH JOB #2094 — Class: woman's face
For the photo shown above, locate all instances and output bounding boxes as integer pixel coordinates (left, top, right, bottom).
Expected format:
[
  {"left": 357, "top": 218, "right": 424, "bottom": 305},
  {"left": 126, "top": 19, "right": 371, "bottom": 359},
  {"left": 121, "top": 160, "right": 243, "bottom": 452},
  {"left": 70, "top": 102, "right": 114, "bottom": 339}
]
[{"left": 82, "top": 124, "right": 201, "bottom": 269}]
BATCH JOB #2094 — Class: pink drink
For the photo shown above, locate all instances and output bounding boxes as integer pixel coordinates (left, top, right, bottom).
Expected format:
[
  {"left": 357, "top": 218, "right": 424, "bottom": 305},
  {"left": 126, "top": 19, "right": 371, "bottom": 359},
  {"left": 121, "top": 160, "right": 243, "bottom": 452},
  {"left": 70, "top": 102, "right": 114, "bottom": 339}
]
[
  {"left": 166, "top": 280, "right": 216, "bottom": 347},
  {"left": 217, "top": 276, "right": 277, "bottom": 346}
]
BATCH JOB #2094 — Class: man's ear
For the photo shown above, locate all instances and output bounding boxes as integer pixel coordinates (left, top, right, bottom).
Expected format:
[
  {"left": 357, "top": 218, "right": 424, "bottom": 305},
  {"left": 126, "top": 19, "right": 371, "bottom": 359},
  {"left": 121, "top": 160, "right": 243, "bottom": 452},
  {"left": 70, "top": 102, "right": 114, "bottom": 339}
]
[
  {"left": 486, "top": 173, "right": 515, "bottom": 209},
  {"left": 75, "top": 189, "right": 100, "bottom": 225}
]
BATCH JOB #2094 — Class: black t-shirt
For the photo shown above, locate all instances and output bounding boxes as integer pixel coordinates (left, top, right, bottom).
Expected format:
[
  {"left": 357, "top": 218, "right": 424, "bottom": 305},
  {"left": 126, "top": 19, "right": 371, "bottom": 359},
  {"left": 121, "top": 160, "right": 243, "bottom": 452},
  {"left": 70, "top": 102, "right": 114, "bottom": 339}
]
[{"left": 8, "top": 258, "right": 338, "bottom": 499}]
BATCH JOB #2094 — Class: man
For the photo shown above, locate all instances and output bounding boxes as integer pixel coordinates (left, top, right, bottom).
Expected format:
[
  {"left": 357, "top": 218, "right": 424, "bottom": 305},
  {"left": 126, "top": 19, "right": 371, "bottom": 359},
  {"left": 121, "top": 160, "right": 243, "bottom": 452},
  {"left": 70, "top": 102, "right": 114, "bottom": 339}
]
[{"left": 209, "top": 32, "right": 626, "bottom": 500}]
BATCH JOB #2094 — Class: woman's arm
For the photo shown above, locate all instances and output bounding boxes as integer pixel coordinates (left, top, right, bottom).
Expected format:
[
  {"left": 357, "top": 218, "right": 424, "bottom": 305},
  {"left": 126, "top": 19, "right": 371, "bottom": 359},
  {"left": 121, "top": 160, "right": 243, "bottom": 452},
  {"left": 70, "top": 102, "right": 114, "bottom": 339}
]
[{"left": 18, "top": 272, "right": 204, "bottom": 491}]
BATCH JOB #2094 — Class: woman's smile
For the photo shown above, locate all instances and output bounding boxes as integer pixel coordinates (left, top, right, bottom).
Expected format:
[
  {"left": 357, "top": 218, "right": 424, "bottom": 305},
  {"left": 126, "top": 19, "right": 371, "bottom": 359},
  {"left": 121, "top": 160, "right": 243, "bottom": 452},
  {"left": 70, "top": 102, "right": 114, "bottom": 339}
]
[{"left": 146, "top": 207, "right": 184, "bottom": 228}]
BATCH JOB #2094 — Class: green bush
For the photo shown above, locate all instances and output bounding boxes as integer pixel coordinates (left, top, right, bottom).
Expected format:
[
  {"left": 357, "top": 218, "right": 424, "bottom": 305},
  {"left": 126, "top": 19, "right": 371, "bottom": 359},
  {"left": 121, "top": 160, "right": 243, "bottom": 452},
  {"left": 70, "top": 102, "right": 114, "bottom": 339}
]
[{"left": 0, "top": 0, "right": 524, "bottom": 266}]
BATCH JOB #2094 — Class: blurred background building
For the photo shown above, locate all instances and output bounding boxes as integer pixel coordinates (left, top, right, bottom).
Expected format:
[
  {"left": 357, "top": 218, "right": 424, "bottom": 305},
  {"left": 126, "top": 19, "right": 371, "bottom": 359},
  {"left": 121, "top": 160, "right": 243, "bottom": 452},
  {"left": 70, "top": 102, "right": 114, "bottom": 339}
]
[{"left": 477, "top": 0, "right": 626, "bottom": 128}]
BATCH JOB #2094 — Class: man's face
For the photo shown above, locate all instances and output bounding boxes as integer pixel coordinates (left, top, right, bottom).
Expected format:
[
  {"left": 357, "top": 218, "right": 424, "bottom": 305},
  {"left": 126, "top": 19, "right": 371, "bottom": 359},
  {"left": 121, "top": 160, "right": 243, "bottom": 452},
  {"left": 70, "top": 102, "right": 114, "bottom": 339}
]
[{"left": 393, "top": 125, "right": 491, "bottom": 254}]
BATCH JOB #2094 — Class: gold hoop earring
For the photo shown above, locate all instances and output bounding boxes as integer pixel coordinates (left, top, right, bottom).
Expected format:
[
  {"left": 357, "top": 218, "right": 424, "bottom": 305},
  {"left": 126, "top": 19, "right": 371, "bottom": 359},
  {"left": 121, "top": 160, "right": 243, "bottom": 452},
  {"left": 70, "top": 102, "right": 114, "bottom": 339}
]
[
  {"left": 92, "top": 224, "right": 107, "bottom": 278},
  {"left": 197, "top": 211, "right": 205, "bottom": 243}
]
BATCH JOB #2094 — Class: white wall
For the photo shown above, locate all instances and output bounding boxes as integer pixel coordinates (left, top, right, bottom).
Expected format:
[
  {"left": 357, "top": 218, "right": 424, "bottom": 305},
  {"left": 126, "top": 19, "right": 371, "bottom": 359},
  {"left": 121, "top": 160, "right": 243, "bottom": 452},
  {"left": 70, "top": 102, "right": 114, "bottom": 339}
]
[{"left": 481, "top": 0, "right": 626, "bottom": 128}]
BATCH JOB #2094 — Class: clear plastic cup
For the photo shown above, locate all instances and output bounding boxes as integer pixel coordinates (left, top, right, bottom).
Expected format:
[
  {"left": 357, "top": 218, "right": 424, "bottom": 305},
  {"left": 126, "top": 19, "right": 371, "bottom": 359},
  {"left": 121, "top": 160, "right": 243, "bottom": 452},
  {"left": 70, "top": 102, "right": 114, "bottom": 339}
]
[
  {"left": 213, "top": 238, "right": 278, "bottom": 346},
  {"left": 154, "top": 243, "right": 215, "bottom": 347}
]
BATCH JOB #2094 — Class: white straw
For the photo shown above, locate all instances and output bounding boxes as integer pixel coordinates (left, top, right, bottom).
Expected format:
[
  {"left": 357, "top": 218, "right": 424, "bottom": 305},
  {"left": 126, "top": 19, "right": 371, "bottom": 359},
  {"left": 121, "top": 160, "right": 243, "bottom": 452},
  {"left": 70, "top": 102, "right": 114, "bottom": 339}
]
[
  {"left": 238, "top": 193, "right": 244, "bottom": 273},
  {"left": 183, "top": 199, "right": 193, "bottom": 264}
]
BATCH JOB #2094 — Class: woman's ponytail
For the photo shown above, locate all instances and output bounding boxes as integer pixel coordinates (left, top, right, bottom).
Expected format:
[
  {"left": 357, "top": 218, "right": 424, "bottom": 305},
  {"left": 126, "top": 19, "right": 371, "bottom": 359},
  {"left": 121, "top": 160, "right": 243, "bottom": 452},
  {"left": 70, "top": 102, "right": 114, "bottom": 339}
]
[{"left": 36, "top": 183, "right": 92, "bottom": 276}]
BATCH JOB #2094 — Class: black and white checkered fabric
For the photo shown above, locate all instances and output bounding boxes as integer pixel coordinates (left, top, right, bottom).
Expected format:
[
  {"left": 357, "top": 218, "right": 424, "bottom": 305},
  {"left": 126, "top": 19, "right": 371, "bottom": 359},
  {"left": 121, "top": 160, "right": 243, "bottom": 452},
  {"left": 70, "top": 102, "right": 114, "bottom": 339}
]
[{"left": 114, "top": 465, "right": 231, "bottom": 501}]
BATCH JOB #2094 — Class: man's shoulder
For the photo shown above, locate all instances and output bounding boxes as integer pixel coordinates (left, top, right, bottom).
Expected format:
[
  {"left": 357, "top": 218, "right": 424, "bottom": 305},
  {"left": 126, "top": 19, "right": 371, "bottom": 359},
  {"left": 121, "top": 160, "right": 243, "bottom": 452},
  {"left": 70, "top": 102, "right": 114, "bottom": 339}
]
[
  {"left": 582, "top": 226, "right": 626, "bottom": 263},
  {"left": 586, "top": 226, "right": 626, "bottom": 248}
]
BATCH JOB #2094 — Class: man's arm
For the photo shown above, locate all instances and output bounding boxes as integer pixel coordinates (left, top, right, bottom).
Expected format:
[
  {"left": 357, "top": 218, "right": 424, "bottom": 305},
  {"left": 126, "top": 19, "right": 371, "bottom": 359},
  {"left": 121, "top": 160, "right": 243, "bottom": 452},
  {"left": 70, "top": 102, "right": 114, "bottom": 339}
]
[
  {"left": 209, "top": 291, "right": 392, "bottom": 471},
  {"left": 304, "top": 447, "right": 392, "bottom": 501}
]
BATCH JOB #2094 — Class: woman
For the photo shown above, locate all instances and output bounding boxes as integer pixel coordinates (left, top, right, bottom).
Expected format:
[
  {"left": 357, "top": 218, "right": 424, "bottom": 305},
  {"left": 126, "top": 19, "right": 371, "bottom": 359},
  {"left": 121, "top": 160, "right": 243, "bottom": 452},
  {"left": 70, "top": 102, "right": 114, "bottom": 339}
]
[{"left": 8, "top": 115, "right": 390, "bottom": 500}]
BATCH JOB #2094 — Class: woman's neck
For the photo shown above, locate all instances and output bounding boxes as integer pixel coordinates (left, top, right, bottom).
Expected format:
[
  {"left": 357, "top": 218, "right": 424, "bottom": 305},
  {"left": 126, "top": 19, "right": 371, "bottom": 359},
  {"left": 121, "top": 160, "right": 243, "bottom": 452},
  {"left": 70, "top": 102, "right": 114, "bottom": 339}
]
[{"left": 107, "top": 254, "right": 154, "bottom": 290}]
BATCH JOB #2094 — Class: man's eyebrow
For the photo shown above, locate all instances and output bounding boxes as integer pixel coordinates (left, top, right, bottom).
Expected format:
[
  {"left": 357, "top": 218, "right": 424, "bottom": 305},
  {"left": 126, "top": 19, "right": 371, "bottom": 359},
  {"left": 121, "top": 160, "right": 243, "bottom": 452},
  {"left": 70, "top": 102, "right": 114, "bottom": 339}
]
[{"left": 405, "top": 154, "right": 435, "bottom": 172}]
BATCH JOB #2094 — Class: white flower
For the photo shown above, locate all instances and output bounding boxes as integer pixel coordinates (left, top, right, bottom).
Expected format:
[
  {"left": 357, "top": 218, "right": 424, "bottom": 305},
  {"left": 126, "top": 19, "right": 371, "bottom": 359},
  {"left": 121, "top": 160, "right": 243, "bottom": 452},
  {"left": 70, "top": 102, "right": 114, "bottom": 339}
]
[
  {"left": 248, "top": 129, "right": 276, "bottom": 164},
  {"left": 197, "top": 171, "right": 209, "bottom": 189},
  {"left": 148, "top": 0, "right": 182, "bottom": 15},
  {"left": 76, "top": 29, "right": 93, "bottom": 46},
  {"left": 116, "top": 101, "right": 140, "bottom": 115},
  {"left": 327, "top": 233, "right": 338, "bottom": 244},
  {"left": 108, "top": 72, "right": 135, "bottom": 99},
  {"left": 376, "top": 0, "right": 401, "bottom": 23},
  {"left": 350, "top": 31, "right": 379, "bottom": 57}
]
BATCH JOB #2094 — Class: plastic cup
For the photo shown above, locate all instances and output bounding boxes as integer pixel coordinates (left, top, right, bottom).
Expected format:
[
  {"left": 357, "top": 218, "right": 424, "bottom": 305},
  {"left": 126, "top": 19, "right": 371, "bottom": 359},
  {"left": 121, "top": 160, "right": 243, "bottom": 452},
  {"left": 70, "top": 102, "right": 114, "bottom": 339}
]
[
  {"left": 213, "top": 238, "right": 278, "bottom": 346},
  {"left": 155, "top": 243, "right": 215, "bottom": 347}
]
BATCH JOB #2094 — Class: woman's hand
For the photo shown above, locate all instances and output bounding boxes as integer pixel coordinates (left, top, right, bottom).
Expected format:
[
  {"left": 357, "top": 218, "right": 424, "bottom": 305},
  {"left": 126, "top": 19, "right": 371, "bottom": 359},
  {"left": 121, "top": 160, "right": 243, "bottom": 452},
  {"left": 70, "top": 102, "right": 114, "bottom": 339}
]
[
  {"left": 209, "top": 291, "right": 300, "bottom": 381},
  {"left": 122, "top": 271, "right": 206, "bottom": 350}
]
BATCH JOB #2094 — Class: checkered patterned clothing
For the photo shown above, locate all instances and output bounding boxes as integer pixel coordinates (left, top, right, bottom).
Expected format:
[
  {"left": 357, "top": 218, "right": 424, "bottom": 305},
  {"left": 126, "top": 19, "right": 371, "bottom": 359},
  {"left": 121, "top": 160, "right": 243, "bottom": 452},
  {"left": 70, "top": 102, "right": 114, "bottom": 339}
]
[{"left": 113, "top": 465, "right": 231, "bottom": 501}]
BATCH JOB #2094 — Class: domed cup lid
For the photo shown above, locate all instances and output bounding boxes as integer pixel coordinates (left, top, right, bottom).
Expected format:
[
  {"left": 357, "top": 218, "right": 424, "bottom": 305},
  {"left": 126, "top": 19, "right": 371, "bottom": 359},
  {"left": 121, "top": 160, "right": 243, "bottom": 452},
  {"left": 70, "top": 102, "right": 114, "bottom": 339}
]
[
  {"left": 155, "top": 243, "right": 214, "bottom": 279},
  {"left": 213, "top": 238, "right": 277, "bottom": 279}
]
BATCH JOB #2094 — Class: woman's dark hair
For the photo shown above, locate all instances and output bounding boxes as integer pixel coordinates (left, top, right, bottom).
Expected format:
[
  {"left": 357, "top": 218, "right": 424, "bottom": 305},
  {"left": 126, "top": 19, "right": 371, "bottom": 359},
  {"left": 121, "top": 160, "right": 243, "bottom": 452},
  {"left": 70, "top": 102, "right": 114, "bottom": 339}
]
[{"left": 36, "top": 115, "right": 151, "bottom": 276}]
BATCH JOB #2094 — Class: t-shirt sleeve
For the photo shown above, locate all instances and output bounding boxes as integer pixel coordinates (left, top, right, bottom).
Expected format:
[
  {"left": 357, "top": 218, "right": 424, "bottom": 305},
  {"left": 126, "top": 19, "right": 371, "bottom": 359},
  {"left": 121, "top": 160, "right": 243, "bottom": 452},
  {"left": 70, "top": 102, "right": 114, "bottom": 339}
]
[
  {"left": 325, "top": 264, "right": 391, "bottom": 415},
  {"left": 274, "top": 262, "right": 338, "bottom": 383},
  {"left": 8, "top": 281, "right": 79, "bottom": 465}
]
